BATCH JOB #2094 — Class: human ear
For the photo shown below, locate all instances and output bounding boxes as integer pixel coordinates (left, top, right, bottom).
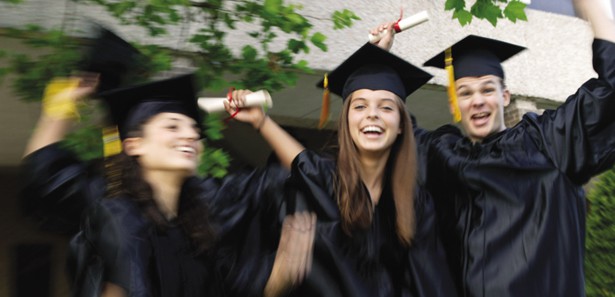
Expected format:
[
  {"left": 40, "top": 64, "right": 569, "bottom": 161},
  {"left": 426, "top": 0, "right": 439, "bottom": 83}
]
[
  {"left": 502, "top": 89, "right": 511, "bottom": 107},
  {"left": 123, "top": 137, "right": 143, "bottom": 157}
]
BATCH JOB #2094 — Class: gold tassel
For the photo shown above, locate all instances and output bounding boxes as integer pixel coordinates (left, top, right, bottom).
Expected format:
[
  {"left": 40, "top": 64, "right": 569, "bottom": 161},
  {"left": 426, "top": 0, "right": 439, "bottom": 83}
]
[
  {"left": 318, "top": 73, "right": 330, "bottom": 129},
  {"left": 103, "top": 126, "right": 122, "bottom": 157},
  {"left": 445, "top": 48, "right": 461, "bottom": 123}
]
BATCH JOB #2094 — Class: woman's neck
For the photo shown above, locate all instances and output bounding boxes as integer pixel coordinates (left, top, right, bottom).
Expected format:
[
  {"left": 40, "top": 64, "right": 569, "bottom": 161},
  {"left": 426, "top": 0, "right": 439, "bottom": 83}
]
[
  {"left": 359, "top": 151, "right": 390, "bottom": 205},
  {"left": 142, "top": 170, "right": 187, "bottom": 219}
]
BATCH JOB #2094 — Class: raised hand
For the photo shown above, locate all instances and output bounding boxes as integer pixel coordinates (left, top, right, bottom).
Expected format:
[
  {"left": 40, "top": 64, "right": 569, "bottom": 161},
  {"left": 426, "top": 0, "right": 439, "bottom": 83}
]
[
  {"left": 264, "top": 211, "right": 317, "bottom": 297},
  {"left": 369, "top": 21, "right": 398, "bottom": 51},
  {"left": 224, "top": 89, "right": 268, "bottom": 130}
]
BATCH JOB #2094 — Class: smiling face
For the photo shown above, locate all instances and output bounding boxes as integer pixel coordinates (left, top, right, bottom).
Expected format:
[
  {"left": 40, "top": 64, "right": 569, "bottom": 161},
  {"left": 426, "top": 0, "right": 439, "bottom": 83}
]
[
  {"left": 455, "top": 75, "right": 510, "bottom": 142},
  {"left": 123, "top": 112, "right": 203, "bottom": 176},
  {"left": 347, "top": 89, "right": 402, "bottom": 157}
]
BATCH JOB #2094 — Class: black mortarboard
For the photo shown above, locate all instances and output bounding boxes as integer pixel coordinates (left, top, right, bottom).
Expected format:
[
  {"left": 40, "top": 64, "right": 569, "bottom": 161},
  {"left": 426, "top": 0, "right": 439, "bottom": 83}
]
[
  {"left": 423, "top": 35, "right": 525, "bottom": 79},
  {"left": 422, "top": 35, "right": 525, "bottom": 123},
  {"left": 79, "top": 25, "right": 145, "bottom": 93},
  {"left": 317, "top": 43, "right": 433, "bottom": 101},
  {"left": 97, "top": 73, "right": 202, "bottom": 140}
]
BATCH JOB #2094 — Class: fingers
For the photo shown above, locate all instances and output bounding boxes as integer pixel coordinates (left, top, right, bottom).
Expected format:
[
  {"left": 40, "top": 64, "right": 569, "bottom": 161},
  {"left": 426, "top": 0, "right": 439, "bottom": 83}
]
[
  {"left": 230, "top": 89, "right": 253, "bottom": 108},
  {"left": 274, "top": 211, "right": 317, "bottom": 288},
  {"left": 288, "top": 212, "right": 316, "bottom": 283},
  {"left": 369, "top": 21, "right": 396, "bottom": 36},
  {"left": 305, "top": 212, "right": 316, "bottom": 275}
]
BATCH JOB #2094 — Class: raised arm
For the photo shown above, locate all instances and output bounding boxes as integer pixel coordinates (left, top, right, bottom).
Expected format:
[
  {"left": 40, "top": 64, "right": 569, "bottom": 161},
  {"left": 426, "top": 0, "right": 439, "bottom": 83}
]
[
  {"left": 369, "top": 20, "right": 398, "bottom": 51},
  {"left": 225, "top": 89, "right": 304, "bottom": 169},
  {"left": 574, "top": 0, "right": 615, "bottom": 42},
  {"left": 263, "top": 212, "right": 316, "bottom": 297},
  {"left": 23, "top": 74, "right": 98, "bottom": 157},
  {"left": 535, "top": 0, "right": 615, "bottom": 183}
]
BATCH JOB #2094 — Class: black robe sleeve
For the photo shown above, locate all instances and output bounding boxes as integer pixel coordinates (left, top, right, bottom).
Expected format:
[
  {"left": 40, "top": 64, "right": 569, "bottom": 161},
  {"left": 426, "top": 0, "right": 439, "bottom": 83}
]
[
  {"left": 530, "top": 39, "right": 615, "bottom": 184},
  {"left": 20, "top": 143, "right": 103, "bottom": 234},
  {"left": 290, "top": 149, "right": 339, "bottom": 221},
  {"left": 201, "top": 164, "right": 291, "bottom": 297}
]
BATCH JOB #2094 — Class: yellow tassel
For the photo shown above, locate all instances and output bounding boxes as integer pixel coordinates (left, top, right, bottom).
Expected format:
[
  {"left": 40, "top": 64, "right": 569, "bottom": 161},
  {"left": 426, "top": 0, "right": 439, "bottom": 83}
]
[
  {"left": 103, "top": 126, "right": 122, "bottom": 157},
  {"left": 42, "top": 77, "right": 81, "bottom": 120},
  {"left": 318, "top": 73, "right": 330, "bottom": 129},
  {"left": 445, "top": 48, "right": 461, "bottom": 123}
]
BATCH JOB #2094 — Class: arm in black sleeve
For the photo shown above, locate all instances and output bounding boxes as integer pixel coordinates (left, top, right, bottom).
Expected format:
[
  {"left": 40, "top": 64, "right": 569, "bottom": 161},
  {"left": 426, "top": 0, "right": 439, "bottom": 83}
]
[
  {"left": 533, "top": 39, "right": 615, "bottom": 184},
  {"left": 203, "top": 164, "right": 291, "bottom": 297},
  {"left": 20, "top": 143, "right": 102, "bottom": 234}
]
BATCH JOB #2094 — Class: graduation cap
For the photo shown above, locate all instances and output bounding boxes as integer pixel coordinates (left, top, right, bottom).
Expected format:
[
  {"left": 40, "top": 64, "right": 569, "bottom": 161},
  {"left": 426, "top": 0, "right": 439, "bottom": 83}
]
[
  {"left": 423, "top": 35, "right": 525, "bottom": 122},
  {"left": 315, "top": 42, "right": 433, "bottom": 128},
  {"left": 96, "top": 73, "right": 202, "bottom": 156},
  {"left": 318, "top": 42, "right": 432, "bottom": 100},
  {"left": 78, "top": 25, "right": 145, "bottom": 93}
]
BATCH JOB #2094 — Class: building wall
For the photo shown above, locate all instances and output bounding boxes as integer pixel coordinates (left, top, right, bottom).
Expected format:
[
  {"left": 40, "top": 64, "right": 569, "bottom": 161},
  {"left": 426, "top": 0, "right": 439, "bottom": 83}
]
[{"left": 0, "top": 0, "right": 599, "bottom": 103}]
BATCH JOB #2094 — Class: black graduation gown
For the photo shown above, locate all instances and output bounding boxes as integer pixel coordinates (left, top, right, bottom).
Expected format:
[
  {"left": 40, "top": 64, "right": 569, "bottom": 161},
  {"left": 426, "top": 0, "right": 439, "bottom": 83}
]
[
  {"left": 21, "top": 144, "right": 289, "bottom": 297},
  {"left": 414, "top": 39, "right": 615, "bottom": 297},
  {"left": 286, "top": 150, "right": 457, "bottom": 297},
  {"left": 71, "top": 195, "right": 218, "bottom": 297}
]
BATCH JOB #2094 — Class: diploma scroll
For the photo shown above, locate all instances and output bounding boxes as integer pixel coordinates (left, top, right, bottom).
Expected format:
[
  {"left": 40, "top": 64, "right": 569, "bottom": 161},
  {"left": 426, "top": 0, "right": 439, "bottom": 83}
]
[
  {"left": 368, "top": 11, "right": 429, "bottom": 43},
  {"left": 197, "top": 90, "right": 273, "bottom": 113}
]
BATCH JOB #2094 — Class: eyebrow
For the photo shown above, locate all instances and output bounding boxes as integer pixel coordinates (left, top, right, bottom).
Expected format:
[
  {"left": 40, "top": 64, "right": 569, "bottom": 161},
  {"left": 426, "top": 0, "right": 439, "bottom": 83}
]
[
  {"left": 161, "top": 116, "right": 198, "bottom": 126},
  {"left": 456, "top": 79, "right": 498, "bottom": 91},
  {"left": 351, "top": 97, "right": 396, "bottom": 103}
]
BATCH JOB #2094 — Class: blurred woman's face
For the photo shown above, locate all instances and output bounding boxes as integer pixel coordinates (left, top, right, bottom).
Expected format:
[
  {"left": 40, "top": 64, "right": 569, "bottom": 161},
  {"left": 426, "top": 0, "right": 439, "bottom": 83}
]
[
  {"left": 125, "top": 112, "right": 203, "bottom": 175},
  {"left": 347, "top": 89, "right": 401, "bottom": 157}
]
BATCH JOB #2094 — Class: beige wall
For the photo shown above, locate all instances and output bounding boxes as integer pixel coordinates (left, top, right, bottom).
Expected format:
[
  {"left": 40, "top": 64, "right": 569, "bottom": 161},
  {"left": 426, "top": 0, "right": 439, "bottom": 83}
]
[
  {"left": 0, "top": 0, "right": 598, "bottom": 103},
  {"left": 0, "top": 36, "right": 42, "bottom": 167}
]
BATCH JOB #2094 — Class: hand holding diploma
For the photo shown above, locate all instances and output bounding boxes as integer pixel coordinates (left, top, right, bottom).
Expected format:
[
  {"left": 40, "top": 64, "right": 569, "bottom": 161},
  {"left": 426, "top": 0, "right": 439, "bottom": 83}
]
[{"left": 368, "top": 11, "right": 429, "bottom": 43}]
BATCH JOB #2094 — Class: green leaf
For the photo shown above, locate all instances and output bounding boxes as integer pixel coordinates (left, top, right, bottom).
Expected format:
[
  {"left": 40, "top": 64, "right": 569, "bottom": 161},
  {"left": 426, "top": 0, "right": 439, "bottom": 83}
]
[
  {"left": 453, "top": 9, "right": 473, "bottom": 26},
  {"left": 310, "top": 32, "right": 327, "bottom": 52},
  {"left": 264, "top": 0, "right": 282, "bottom": 14},
  {"left": 287, "top": 39, "right": 307, "bottom": 54},
  {"left": 241, "top": 45, "right": 258, "bottom": 61},
  {"left": 503, "top": 0, "right": 528, "bottom": 23},
  {"left": 294, "top": 59, "right": 312, "bottom": 73},
  {"left": 445, "top": 0, "right": 465, "bottom": 11},
  {"left": 332, "top": 9, "right": 360, "bottom": 30},
  {"left": 471, "top": 0, "right": 502, "bottom": 26}
]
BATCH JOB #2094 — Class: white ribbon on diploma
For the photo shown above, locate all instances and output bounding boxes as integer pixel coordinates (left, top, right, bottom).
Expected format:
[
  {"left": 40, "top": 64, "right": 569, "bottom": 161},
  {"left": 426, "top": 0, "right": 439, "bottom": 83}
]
[
  {"left": 198, "top": 90, "right": 273, "bottom": 113},
  {"left": 368, "top": 11, "right": 429, "bottom": 43}
]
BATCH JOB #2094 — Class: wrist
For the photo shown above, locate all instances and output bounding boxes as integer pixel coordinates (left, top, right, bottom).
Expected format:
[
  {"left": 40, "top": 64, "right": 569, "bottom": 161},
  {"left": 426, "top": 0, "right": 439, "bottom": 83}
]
[{"left": 254, "top": 114, "right": 269, "bottom": 131}]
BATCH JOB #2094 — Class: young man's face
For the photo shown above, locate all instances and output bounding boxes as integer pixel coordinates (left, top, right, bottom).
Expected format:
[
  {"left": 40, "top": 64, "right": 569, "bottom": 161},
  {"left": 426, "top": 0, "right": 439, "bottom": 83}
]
[{"left": 455, "top": 75, "right": 510, "bottom": 142}]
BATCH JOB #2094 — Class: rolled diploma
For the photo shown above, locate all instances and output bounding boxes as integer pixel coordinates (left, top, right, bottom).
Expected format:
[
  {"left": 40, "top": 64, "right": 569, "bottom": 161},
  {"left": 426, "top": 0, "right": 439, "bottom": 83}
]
[
  {"left": 368, "top": 11, "right": 429, "bottom": 43},
  {"left": 198, "top": 89, "right": 273, "bottom": 113}
]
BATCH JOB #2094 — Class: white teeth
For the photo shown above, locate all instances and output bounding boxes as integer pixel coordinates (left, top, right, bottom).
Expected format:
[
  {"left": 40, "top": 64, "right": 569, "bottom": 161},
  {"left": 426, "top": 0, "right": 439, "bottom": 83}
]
[
  {"left": 362, "top": 126, "right": 383, "bottom": 133},
  {"left": 176, "top": 146, "right": 195, "bottom": 154},
  {"left": 473, "top": 112, "right": 489, "bottom": 119}
]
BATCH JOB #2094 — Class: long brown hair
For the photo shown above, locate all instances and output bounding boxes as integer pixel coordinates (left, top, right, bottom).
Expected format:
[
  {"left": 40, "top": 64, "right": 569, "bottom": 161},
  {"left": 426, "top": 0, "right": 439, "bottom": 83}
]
[{"left": 336, "top": 94, "right": 417, "bottom": 247}]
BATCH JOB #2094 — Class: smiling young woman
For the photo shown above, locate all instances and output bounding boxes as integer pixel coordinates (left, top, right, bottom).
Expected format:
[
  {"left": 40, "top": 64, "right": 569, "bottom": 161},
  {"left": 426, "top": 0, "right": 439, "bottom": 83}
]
[
  {"left": 22, "top": 73, "right": 315, "bottom": 297},
  {"left": 226, "top": 43, "right": 456, "bottom": 297}
]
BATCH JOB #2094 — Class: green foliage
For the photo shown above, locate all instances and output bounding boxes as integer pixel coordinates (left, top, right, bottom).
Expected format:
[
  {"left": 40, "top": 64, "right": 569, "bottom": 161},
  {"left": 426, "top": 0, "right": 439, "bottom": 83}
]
[
  {"left": 1, "top": 0, "right": 359, "bottom": 176},
  {"left": 445, "top": 0, "right": 527, "bottom": 27},
  {"left": 585, "top": 167, "right": 615, "bottom": 297},
  {"left": 198, "top": 113, "right": 231, "bottom": 178},
  {"left": 60, "top": 104, "right": 104, "bottom": 161},
  {"left": 332, "top": 9, "right": 361, "bottom": 30}
]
